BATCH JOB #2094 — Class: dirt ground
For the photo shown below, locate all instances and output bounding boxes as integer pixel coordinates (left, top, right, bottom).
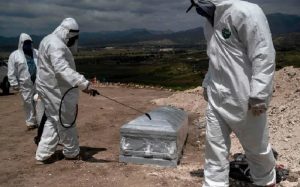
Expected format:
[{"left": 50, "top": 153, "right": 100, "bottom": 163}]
[
  {"left": 1, "top": 67, "right": 299, "bottom": 187},
  {"left": 0, "top": 86, "right": 205, "bottom": 187}
]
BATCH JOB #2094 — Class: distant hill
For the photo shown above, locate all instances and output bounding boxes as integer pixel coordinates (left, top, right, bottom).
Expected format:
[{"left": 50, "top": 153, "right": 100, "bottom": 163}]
[
  {"left": 79, "top": 27, "right": 205, "bottom": 46},
  {"left": 273, "top": 32, "right": 300, "bottom": 50},
  {"left": 267, "top": 13, "right": 300, "bottom": 35},
  {"left": 80, "top": 29, "right": 163, "bottom": 46},
  {"left": 0, "top": 13, "right": 299, "bottom": 50}
]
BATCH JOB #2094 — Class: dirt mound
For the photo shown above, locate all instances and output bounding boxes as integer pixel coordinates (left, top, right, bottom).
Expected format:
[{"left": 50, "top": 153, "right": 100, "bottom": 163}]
[
  {"left": 269, "top": 67, "right": 300, "bottom": 169},
  {"left": 152, "top": 66, "right": 300, "bottom": 186},
  {"left": 152, "top": 87, "right": 207, "bottom": 117}
]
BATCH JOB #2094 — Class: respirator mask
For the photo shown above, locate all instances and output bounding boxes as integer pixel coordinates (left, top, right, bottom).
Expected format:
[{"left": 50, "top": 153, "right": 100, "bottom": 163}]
[{"left": 67, "top": 29, "right": 79, "bottom": 54}]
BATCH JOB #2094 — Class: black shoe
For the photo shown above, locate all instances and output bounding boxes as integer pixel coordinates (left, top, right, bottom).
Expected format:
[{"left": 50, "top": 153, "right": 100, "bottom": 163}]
[
  {"left": 36, "top": 156, "right": 56, "bottom": 165},
  {"left": 27, "top": 124, "right": 38, "bottom": 131},
  {"left": 36, "top": 151, "right": 64, "bottom": 165},
  {"left": 65, "top": 154, "right": 82, "bottom": 160}
]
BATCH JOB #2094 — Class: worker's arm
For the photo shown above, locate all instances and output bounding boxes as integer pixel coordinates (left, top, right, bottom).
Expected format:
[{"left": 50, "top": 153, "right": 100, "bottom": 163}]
[
  {"left": 234, "top": 5, "right": 275, "bottom": 103},
  {"left": 7, "top": 52, "right": 19, "bottom": 88},
  {"left": 201, "top": 62, "right": 211, "bottom": 101},
  {"left": 33, "top": 49, "right": 38, "bottom": 66},
  {"left": 202, "top": 65, "right": 211, "bottom": 89},
  {"left": 202, "top": 19, "right": 212, "bottom": 89},
  {"left": 201, "top": 21, "right": 213, "bottom": 101},
  {"left": 50, "top": 46, "right": 89, "bottom": 90}
]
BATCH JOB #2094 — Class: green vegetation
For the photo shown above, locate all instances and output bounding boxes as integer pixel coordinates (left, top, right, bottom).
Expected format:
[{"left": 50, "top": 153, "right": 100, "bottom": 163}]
[
  {"left": 1, "top": 45, "right": 299, "bottom": 91},
  {"left": 0, "top": 52, "right": 10, "bottom": 61},
  {"left": 75, "top": 49, "right": 209, "bottom": 90},
  {"left": 276, "top": 50, "right": 300, "bottom": 69},
  {"left": 75, "top": 48, "right": 300, "bottom": 90}
]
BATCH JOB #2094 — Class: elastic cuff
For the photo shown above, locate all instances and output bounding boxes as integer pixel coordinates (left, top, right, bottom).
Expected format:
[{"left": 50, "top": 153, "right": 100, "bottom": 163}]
[
  {"left": 26, "top": 121, "right": 36, "bottom": 126},
  {"left": 78, "top": 80, "right": 89, "bottom": 90},
  {"left": 249, "top": 97, "right": 267, "bottom": 105}
]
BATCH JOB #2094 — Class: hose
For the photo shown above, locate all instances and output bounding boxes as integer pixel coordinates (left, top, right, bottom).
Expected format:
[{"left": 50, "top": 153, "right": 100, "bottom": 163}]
[
  {"left": 59, "top": 86, "right": 78, "bottom": 128},
  {"left": 59, "top": 86, "right": 151, "bottom": 129}
]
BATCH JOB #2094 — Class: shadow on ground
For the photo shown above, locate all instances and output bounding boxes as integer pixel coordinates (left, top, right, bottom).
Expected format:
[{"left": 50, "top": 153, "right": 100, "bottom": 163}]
[
  {"left": 80, "top": 146, "right": 117, "bottom": 163},
  {"left": 190, "top": 169, "right": 204, "bottom": 178},
  {"left": 0, "top": 93, "right": 14, "bottom": 96}
]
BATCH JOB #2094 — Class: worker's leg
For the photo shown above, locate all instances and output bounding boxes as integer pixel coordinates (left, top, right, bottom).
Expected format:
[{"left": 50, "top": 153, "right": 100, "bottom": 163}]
[
  {"left": 235, "top": 112, "right": 276, "bottom": 186},
  {"left": 203, "top": 104, "right": 232, "bottom": 187},
  {"left": 58, "top": 124, "right": 80, "bottom": 159},
  {"left": 21, "top": 90, "right": 36, "bottom": 127},
  {"left": 35, "top": 119, "right": 59, "bottom": 161}
]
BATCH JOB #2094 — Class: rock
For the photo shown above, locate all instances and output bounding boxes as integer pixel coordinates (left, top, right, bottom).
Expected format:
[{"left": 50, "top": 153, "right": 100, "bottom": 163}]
[
  {"left": 288, "top": 72, "right": 297, "bottom": 78},
  {"left": 279, "top": 106, "right": 288, "bottom": 112},
  {"left": 288, "top": 172, "right": 300, "bottom": 182},
  {"left": 290, "top": 168, "right": 300, "bottom": 173},
  {"left": 279, "top": 181, "right": 298, "bottom": 187},
  {"left": 149, "top": 172, "right": 159, "bottom": 177}
]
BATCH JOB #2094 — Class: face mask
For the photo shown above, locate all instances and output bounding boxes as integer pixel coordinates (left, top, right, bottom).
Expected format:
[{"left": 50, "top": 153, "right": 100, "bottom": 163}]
[
  {"left": 68, "top": 39, "right": 78, "bottom": 54},
  {"left": 23, "top": 40, "right": 33, "bottom": 57},
  {"left": 67, "top": 35, "right": 78, "bottom": 47},
  {"left": 186, "top": 0, "right": 216, "bottom": 26},
  {"left": 67, "top": 35, "right": 79, "bottom": 54}
]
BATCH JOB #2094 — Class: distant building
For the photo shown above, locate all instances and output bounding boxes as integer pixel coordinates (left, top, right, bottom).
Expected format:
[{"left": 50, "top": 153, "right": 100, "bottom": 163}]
[
  {"left": 104, "top": 47, "right": 115, "bottom": 50},
  {"left": 159, "top": 48, "right": 174, "bottom": 52}
]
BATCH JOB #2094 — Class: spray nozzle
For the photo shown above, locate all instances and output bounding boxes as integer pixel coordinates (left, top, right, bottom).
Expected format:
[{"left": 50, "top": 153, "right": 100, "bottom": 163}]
[{"left": 145, "top": 113, "right": 152, "bottom": 120}]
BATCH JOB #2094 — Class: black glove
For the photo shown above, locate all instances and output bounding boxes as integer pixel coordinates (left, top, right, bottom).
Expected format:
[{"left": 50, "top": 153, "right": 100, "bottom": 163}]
[
  {"left": 82, "top": 83, "right": 100, "bottom": 97},
  {"left": 90, "top": 89, "right": 100, "bottom": 97}
]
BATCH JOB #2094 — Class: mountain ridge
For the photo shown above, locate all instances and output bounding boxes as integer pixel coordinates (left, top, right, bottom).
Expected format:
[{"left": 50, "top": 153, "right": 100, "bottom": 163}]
[{"left": 0, "top": 13, "right": 299, "bottom": 50}]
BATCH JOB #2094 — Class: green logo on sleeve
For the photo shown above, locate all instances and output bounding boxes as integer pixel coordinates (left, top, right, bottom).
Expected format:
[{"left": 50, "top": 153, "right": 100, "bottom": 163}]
[{"left": 222, "top": 28, "right": 231, "bottom": 39}]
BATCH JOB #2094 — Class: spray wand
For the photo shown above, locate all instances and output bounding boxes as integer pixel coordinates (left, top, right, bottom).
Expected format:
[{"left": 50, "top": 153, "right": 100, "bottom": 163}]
[{"left": 99, "top": 93, "right": 152, "bottom": 120}]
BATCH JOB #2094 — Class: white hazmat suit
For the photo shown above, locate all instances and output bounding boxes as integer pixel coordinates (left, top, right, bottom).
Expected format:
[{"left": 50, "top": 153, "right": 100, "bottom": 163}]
[
  {"left": 8, "top": 33, "right": 38, "bottom": 128},
  {"left": 35, "top": 18, "right": 89, "bottom": 161},
  {"left": 197, "top": 0, "right": 276, "bottom": 186}
]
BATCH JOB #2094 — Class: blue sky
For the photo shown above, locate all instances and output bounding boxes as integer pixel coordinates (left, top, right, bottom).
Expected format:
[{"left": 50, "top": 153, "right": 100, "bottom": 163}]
[{"left": 0, "top": 0, "right": 299, "bottom": 36}]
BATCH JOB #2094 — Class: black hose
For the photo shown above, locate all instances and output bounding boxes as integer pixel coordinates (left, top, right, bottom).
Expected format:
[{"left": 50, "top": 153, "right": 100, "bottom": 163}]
[
  {"left": 59, "top": 86, "right": 78, "bottom": 128},
  {"left": 99, "top": 93, "right": 151, "bottom": 120},
  {"left": 59, "top": 86, "right": 151, "bottom": 128}
]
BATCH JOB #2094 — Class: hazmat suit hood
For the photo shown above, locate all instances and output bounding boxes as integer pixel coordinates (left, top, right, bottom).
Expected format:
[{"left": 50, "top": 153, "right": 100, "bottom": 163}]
[
  {"left": 187, "top": 0, "right": 240, "bottom": 26},
  {"left": 53, "top": 18, "right": 79, "bottom": 53},
  {"left": 192, "top": 0, "right": 240, "bottom": 6},
  {"left": 196, "top": 0, "right": 239, "bottom": 6},
  {"left": 208, "top": 0, "right": 232, "bottom": 5},
  {"left": 18, "top": 33, "right": 32, "bottom": 51}
]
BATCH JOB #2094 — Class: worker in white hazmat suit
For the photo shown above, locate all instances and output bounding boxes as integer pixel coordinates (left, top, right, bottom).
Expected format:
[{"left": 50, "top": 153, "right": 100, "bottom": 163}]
[
  {"left": 187, "top": 0, "right": 276, "bottom": 186},
  {"left": 35, "top": 18, "right": 97, "bottom": 164},
  {"left": 7, "top": 33, "right": 38, "bottom": 130}
]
